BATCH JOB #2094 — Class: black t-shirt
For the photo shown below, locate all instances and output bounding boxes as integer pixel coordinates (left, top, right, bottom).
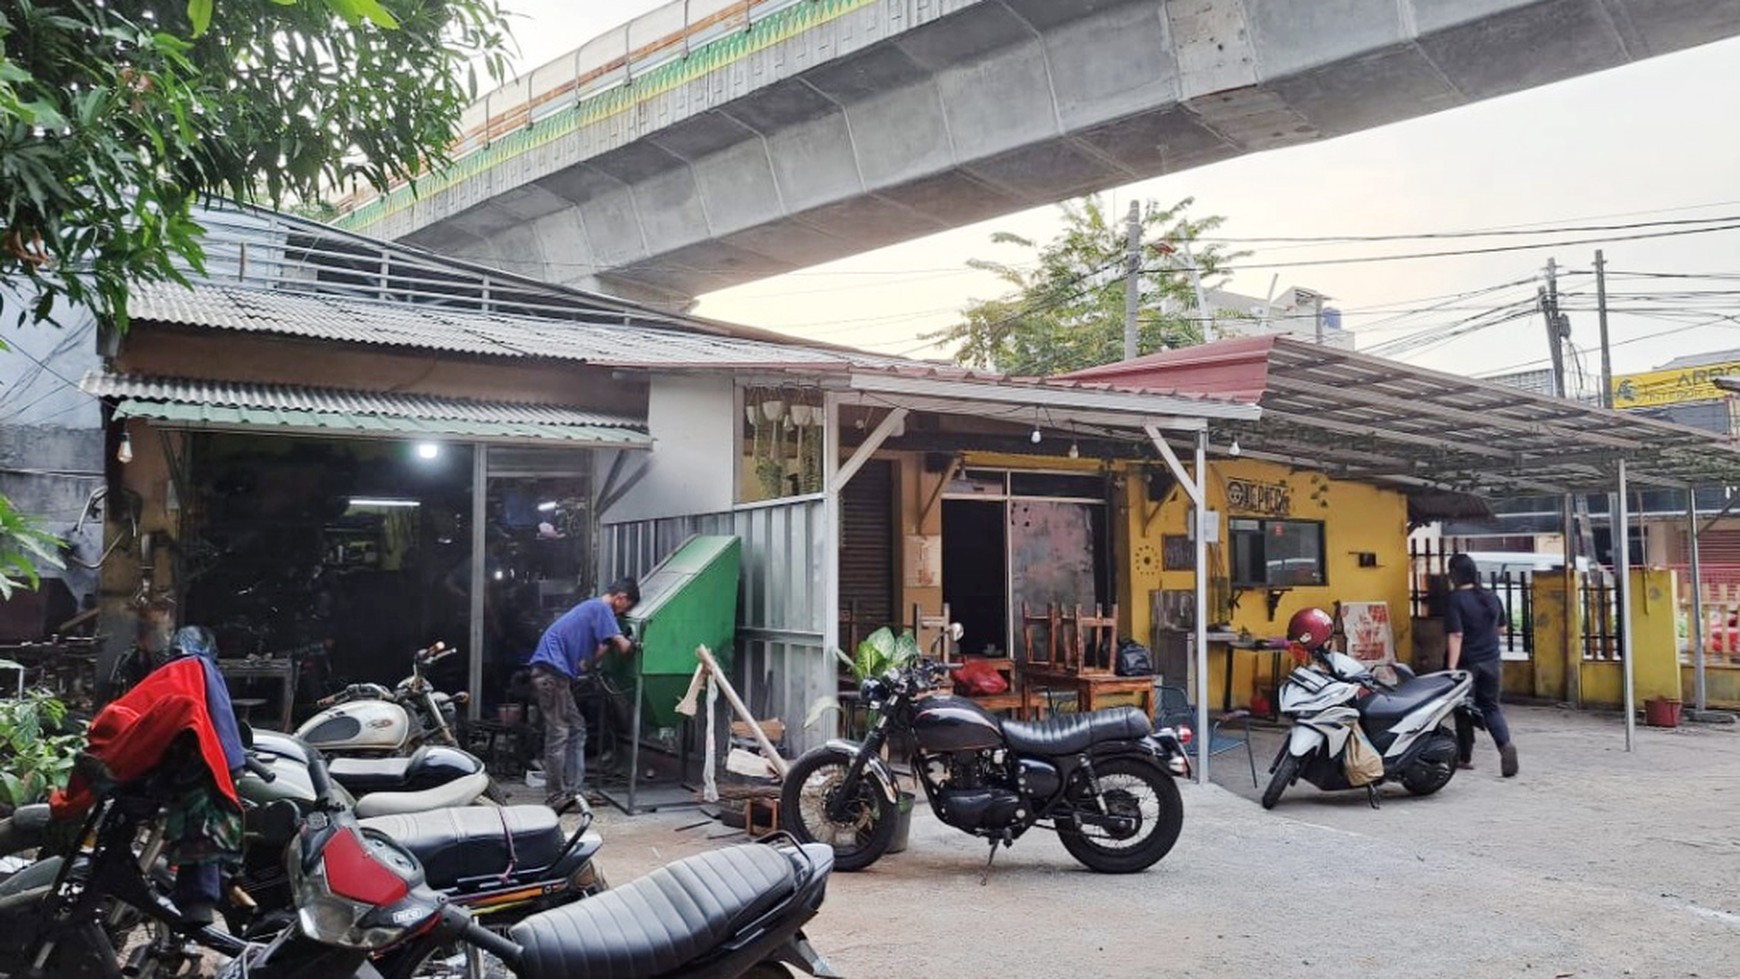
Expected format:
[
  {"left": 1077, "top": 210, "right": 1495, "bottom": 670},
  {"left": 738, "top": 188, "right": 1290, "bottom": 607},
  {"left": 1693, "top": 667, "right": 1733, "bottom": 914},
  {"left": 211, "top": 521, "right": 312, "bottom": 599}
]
[{"left": 1445, "top": 587, "right": 1505, "bottom": 663}]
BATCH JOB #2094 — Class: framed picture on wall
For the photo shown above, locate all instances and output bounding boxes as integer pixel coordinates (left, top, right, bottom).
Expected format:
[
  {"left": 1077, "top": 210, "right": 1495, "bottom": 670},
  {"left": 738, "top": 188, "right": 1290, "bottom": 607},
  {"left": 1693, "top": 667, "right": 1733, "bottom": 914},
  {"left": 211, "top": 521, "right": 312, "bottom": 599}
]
[{"left": 1162, "top": 534, "right": 1194, "bottom": 571}]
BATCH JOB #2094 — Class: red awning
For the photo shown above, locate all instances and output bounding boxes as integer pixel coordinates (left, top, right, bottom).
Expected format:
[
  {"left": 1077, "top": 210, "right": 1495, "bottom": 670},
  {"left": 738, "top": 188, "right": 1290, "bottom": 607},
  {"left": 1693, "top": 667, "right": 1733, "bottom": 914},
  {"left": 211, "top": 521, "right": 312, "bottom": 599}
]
[{"left": 1064, "top": 335, "right": 1276, "bottom": 403}]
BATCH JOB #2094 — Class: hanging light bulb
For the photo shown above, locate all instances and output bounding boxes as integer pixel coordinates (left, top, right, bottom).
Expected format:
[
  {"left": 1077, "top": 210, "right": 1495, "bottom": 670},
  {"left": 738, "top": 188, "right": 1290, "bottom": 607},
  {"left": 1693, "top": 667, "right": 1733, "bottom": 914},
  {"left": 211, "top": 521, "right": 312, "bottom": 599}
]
[
  {"left": 1229, "top": 437, "right": 1242, "bottom": 458},
  {"left": 1030, "top": 425, "right": 1042, "bottom": 445},
  {"left": 1067, "top": 440, "right": 1080, "bottom": 459},
  {"left": 116, "top": 431, "right": 133, "bottom": 464}
]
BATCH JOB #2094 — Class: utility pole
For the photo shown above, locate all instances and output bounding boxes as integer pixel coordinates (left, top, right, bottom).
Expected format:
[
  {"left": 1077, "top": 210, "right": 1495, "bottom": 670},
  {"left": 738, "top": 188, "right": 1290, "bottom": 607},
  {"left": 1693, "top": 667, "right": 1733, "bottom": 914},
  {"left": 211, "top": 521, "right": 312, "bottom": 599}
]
[
  {"left": 1540, "top": 257, "right": 1568, "bottom": 397},
  {"left": 1595, "top": 249, "right": 1614, "bottom": 408},
  {"left": 1124, "top": 200, "right": 1141, "bottom": 361},
  {"left": 1312, "top": 291, "right": 1326, "bottom": 344}
]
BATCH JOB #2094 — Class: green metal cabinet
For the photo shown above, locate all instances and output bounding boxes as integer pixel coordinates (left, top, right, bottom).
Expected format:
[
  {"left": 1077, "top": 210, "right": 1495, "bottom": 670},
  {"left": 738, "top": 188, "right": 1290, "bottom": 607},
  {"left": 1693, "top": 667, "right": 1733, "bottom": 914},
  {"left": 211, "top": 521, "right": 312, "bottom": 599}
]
[{"left": 613, "top": 534, "right": 741, "bottom": 729}]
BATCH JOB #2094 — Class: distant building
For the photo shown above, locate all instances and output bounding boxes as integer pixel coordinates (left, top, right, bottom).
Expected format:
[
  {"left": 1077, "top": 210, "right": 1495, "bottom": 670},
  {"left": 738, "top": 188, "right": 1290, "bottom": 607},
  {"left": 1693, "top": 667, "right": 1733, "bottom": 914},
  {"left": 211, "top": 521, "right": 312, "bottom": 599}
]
[{"left": 1195, "top": 285, "right": 1354, "bottom": 349}]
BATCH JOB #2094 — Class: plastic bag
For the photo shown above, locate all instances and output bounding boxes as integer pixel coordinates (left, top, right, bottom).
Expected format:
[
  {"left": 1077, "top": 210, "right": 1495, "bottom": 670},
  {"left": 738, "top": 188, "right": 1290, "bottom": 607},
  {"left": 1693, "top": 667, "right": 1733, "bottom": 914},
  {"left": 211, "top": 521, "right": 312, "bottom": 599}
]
[
  {"left": 1343, "top": 722, "right": 1385, "bottom": 786},
  {"left": 952, "top": 659, "right": 1010, "bottom": 696}
]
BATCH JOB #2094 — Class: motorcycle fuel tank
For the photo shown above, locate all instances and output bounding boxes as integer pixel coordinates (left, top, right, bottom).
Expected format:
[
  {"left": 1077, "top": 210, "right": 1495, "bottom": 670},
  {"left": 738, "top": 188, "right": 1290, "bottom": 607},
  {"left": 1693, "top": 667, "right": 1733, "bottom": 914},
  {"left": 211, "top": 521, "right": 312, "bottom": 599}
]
[
  {"left": 296, "top": 701, "right": 411, "bottom": 752},
  {"left": 911, "top": 695, "right": 1004, "bottom": 752}
]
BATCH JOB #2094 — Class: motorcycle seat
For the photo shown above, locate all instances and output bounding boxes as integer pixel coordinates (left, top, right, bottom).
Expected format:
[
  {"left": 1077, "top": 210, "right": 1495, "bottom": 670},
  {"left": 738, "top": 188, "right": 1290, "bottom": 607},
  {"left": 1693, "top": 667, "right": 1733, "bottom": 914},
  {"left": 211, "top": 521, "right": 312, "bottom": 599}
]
[
  {"left": 328, "top": 754, "right": 415, "bottom": 793},
  {"left": 510, "top": 843, "right": 802, "bottom": 979},
  {"left": 1358, "top": 673, "right": 1462, "bottom": 723},
  {"left": 358, "top": 805, "right": 565, "bottom": 888},
  {"left": 352, "top": 770, "right": 490, "bottom": 819},
  {"left": 1001, "top": 707, "right": 1153, "bottom": 756}
]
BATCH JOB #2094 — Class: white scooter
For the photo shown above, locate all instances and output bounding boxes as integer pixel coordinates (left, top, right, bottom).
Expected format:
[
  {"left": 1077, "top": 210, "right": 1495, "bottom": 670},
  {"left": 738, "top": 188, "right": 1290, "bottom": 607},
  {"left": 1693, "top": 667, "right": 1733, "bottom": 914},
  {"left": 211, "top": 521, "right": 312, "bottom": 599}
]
[
  {"left": 293, "top": 641, "right": 507, "bottom": 804},
  {"left": 1261, "top": 643, "right": 1480, "bottom": 809}
]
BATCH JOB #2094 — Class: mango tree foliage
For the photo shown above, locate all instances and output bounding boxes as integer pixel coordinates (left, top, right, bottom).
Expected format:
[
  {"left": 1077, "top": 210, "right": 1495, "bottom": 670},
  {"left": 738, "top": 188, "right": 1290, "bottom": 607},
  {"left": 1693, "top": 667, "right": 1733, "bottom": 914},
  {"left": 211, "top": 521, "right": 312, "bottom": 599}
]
[
  {"left": 0, "top": 0, "right": 511, "bottom": 326},
  {"left": 932, "top": 196, "right": 1246, "bottom": 376}
]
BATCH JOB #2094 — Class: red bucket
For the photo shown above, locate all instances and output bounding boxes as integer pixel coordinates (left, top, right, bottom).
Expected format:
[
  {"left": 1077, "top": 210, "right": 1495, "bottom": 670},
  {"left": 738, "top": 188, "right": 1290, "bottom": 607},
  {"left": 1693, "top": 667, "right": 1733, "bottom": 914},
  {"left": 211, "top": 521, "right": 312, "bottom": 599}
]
[{"left": 1644, "top": 697, "right": 1682, "bottom": 728}]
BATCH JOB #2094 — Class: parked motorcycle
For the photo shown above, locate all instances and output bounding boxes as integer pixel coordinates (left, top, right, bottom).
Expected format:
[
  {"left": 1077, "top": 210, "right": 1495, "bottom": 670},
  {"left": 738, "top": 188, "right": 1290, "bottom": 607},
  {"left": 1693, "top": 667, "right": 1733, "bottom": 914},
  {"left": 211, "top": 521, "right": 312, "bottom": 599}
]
[
  {"left": 295, "top": 643, "right": 508, "bottom": 803},
  {"left": 0, "top": 730, "right": 615, "bottom": 973},
  {"left": 1261, "top": 608, "right": 1480, "bottom": 809},
  {"left": 0, "top": 727, "right": 495, "bottom": 871},
  {"left": 298, "top": 642, "right": 467, "bottom": 753},
  {"left": 781, "top": 631, "right": 1189, "bottom": 875},
  {"left": 1, "top": 733, "right": 833, "bottom": 979}
]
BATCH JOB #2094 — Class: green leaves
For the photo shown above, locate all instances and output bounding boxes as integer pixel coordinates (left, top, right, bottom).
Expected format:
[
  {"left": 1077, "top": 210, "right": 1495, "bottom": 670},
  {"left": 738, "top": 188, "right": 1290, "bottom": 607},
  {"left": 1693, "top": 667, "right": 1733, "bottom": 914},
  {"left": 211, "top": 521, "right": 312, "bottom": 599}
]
[
  {"left": 931, "top": 195, "right": 1248, "bottom": 376},
  {"left": 0, "top": 689, "right": 85, "bottom": 808},
  {"left": 851, "top": 627, "right": 920, "bottom": 681},
  {"left": 0, "top": 495, "right": 63, "bottom": 601},
  {"left": 0, "top": 0, "right": 510, "bottom": 328},
  {"left": 186, "top": 0, "right": 213, "bottom": 35}
]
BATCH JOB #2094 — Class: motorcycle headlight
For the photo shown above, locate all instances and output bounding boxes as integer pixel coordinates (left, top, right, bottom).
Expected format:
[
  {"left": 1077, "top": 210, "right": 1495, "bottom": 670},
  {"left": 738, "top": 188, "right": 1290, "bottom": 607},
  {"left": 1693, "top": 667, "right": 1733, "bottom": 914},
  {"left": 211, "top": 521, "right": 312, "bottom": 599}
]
[
  {"left": 287, "top": 824, "right": 432, "bottom": 950},
  {"left": 858, "top": 676, "right": 889, "bottom": 708}
]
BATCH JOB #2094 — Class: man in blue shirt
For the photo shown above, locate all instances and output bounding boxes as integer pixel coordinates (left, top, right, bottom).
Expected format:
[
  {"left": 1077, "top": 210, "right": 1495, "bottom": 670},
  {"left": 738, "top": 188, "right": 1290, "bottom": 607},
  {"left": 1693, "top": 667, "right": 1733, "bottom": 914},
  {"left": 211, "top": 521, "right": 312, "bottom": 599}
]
[{"left": 529, "top": 578, "right": 639, "bottom": 811}]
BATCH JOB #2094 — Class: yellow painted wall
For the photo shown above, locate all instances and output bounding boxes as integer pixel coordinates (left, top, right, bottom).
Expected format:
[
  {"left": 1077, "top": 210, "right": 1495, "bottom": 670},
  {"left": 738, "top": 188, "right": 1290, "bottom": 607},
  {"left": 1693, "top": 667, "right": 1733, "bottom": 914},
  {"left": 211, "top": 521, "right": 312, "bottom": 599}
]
[
  {"left": 1522, "top": 569, "right": 1680, "bottom": 709},
  {"left": 1683, "top": 664, "right": 1740, "bottom": 709},
  {"left": 888, "top": 452, "right": 1410, "bottom": 711},
  {"left": 1129, "top": 458, "right": 1410, "bottom": 709}
]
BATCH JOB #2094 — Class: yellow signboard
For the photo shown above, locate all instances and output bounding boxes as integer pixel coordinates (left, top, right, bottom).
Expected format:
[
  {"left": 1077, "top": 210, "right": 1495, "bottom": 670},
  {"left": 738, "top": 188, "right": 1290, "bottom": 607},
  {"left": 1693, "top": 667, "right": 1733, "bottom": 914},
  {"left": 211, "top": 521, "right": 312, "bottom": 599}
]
[{"left": 1611, "top": 361, "right": 1740, "bottom": 409}]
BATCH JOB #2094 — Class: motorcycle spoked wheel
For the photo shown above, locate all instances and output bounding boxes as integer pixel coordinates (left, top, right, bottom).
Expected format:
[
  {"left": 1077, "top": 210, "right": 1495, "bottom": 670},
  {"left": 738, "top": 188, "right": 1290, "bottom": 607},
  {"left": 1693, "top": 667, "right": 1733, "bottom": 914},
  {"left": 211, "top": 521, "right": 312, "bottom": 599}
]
[
  {"left": 779, "top": 754, "right": 897, "bottom": 872},
  {"left": 1057, "top": 758, "right": 1183, "bottom": 874}
]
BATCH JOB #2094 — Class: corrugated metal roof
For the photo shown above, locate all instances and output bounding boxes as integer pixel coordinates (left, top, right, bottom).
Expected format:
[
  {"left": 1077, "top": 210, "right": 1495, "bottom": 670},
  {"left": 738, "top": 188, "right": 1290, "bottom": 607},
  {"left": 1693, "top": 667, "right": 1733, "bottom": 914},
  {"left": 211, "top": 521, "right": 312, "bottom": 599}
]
[
  {"left": 84, "top": 372, "right": 650, "bottom": 446},
  {"left": 130, "top": 281, "right": 856, "bottom": 369}
]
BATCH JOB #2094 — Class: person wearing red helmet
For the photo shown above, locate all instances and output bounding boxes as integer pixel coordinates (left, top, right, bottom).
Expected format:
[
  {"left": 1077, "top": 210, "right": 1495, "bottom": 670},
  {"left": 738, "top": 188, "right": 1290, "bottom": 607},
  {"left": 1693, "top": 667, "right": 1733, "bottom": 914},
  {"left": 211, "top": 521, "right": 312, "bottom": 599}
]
[{"left": 1446, "top": 554, "right": 1518, "bottom": 777}]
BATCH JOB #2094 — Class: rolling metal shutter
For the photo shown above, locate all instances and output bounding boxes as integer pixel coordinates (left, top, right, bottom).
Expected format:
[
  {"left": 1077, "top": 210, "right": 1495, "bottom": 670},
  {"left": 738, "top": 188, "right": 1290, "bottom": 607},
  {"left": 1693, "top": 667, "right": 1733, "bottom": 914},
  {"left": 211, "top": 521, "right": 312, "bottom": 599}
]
[{"left": 839, "top": 460, "right": 895, "bottom": 632}]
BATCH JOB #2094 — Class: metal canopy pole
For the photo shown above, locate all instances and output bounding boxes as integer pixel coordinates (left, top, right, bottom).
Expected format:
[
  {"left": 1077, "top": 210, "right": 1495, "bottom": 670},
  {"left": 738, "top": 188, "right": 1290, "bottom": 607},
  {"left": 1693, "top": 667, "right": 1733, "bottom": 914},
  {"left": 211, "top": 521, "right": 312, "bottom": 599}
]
[
  {"left": 468, "top": 443, "right": 487, "bottom": 721},
  {"left": 822, "top": 393, "right": 842, "bottom": 659},
  {"left": 1687, "top": 488, "right": 1707, "bottom": 713},
  {"left": 1616, "top": 459, "right": 1635, "bottom": 752},
  {"left": 1193, "top": 429, "right": 1209, "bottom": 785},
  {"left": 1144, "top": 424, "right": 1210, "bottom": 783}
]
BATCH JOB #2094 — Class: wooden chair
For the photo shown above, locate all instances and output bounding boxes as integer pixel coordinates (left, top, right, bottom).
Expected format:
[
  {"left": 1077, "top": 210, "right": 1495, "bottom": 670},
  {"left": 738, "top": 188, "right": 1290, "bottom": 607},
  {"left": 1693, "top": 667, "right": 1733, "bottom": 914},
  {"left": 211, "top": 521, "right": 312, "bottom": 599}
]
[
  {"left": 1020, "top": 603, "right": 1060, "bottom": 670},
  {"left": 1071, "top": 604, "right": 1119, "bottom": 675},
  {"left": 911, "top": 602, "right": 954, "bottom": 660}
]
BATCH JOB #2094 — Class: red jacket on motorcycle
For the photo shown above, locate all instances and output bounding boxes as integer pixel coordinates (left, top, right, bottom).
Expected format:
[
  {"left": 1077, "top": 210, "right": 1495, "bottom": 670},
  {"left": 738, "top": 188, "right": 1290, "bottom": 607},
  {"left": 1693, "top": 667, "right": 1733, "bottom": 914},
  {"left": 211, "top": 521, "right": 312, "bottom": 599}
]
[{"left": 51, "top": 656, "right": 242, "bottom": 820}]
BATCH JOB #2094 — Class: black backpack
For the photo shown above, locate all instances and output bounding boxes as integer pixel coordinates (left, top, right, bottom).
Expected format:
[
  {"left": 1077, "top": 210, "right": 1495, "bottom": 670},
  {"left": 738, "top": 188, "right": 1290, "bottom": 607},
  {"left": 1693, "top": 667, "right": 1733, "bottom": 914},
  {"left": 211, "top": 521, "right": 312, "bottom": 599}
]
[{"left": 1114, "top": 639, "right": 1154, "bottom": 677}]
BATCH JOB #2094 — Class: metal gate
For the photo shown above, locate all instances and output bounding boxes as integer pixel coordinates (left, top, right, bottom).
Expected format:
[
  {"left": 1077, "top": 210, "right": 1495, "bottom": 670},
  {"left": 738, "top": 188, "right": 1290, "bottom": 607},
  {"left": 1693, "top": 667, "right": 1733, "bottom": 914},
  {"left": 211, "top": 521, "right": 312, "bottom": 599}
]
[
  {"left": 1408, "top": 540, "right": 1535, "bottom": 658},
  {"left": 598, "top": 495, "right": 834, "bottom": 757}
]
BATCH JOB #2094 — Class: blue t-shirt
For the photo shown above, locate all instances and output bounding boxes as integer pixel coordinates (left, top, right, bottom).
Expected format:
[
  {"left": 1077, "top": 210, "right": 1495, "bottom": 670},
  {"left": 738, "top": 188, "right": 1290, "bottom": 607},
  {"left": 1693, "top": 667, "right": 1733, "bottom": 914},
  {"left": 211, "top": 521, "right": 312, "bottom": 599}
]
[{"left": 528, "top": 598, "right": 623, "bottom": 679}]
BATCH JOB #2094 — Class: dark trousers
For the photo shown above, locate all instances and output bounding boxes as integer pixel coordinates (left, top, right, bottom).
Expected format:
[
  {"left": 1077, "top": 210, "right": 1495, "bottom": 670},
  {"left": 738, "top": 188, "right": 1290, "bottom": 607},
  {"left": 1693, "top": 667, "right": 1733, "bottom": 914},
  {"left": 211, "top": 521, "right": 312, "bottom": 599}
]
[
  {"left": 1456, "top": 657, "right": 1512, "bottom": 758},
  {"left": 533, "top": 666, "right": 585, "bottom": 798}
]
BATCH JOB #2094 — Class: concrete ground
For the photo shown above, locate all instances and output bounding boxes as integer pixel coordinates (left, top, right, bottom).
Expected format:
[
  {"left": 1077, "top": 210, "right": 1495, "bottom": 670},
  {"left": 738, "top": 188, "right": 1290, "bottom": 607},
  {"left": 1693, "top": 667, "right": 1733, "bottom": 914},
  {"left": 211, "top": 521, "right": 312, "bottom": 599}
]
[{"left": 529, "top": 705, "right": 1740, "bottom": 979}]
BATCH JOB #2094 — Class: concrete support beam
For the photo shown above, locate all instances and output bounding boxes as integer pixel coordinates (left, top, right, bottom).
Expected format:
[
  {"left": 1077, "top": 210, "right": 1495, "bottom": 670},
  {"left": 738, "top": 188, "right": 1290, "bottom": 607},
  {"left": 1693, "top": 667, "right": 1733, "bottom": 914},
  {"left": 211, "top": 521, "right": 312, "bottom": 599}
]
[{"left": 353, "top": 0, "right": 1740, "bottom": 305}]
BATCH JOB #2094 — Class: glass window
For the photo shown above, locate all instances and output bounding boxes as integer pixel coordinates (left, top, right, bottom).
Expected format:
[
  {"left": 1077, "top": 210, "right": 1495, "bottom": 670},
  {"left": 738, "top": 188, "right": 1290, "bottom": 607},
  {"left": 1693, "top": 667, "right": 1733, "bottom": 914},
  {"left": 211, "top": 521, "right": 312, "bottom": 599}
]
[{"left": 1230, "top": 519, "right": 1325, "bottom": 587}]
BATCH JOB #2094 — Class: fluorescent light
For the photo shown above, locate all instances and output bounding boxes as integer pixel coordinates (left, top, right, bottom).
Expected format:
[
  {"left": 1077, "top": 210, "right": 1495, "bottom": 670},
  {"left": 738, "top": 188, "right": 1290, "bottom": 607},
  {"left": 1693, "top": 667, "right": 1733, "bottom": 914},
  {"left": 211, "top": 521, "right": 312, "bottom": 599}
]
[
  {"left": 415, "top": 442, "right": 441, "bottom": 460},
  {"left": 537, "top": 500, "right": 558, "bottom": 512},
  {"left": 349, "top": 497, "right": 421, "bottom": 508}
]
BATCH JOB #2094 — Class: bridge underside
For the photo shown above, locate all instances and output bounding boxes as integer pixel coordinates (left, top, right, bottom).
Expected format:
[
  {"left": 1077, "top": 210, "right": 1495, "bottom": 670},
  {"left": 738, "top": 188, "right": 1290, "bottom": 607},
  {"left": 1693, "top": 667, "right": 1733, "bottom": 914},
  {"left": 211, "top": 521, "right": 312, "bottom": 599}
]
[{"left": 384, "top": 0, "right": 1740, "bottom": 306}]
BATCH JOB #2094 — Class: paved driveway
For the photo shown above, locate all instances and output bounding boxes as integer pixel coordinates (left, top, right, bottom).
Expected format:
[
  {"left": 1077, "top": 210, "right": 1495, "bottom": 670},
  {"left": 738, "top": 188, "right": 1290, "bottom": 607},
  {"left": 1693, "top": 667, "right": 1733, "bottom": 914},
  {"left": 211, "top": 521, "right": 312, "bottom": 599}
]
[{"left": 567, "top": 706, "right": 1739, "bottom": 979}]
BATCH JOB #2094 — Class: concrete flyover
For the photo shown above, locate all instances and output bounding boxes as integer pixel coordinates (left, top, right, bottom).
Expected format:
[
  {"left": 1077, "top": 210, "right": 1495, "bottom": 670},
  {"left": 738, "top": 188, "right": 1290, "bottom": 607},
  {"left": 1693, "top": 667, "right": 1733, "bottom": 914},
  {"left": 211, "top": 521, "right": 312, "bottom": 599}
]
[{"left": 336, "top": 0, "right": 1740, "bottom": 306}]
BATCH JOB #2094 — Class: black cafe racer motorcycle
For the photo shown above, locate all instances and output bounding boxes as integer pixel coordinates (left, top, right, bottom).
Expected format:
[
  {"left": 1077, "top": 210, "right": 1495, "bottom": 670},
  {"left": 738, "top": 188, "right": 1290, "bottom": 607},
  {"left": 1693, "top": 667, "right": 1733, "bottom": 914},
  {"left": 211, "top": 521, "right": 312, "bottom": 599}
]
[{"left": 781, "top": 646, "right": 1188, "bottom": 874}]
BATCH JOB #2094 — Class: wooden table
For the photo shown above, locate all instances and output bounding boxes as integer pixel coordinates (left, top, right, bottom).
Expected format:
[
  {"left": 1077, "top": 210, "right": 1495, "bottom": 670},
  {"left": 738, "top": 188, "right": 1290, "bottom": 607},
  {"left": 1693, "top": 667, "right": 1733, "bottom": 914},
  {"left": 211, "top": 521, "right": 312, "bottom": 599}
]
[
  {"left": 1020, "top": 669, "right": 1155, "bottom": 720},
  {"left": 216, "top": 658, "right": 297, "bottom": 731},
  {"left": 1220, "top": 640, "right": 1287, "bottom": 720}
]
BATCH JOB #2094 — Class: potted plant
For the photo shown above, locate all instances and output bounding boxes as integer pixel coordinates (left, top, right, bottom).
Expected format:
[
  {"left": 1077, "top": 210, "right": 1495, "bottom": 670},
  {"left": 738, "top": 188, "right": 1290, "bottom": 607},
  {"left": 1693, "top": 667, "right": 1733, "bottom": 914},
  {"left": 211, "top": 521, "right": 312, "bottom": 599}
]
[
  {"left": 803, "top": 627, "right": 920, "bottom": 851},
  {"left": 0, "top": 682, "right": 84, "bottom": 816}
]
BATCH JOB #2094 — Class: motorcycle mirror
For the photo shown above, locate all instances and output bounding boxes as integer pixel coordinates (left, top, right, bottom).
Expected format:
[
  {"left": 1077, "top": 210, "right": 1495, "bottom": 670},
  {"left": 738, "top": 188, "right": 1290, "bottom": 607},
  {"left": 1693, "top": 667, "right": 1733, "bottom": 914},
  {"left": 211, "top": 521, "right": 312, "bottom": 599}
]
[{"left": 948, "top": 622, "right": 965, "bottom": 641}]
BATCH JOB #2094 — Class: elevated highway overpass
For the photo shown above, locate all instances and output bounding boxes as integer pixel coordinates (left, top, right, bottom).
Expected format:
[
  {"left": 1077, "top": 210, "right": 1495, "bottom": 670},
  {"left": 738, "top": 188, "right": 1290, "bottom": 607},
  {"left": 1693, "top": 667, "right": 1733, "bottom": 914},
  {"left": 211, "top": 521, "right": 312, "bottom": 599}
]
[{"left": 334, "top": 0, "right": 1740, "bottom": 305}]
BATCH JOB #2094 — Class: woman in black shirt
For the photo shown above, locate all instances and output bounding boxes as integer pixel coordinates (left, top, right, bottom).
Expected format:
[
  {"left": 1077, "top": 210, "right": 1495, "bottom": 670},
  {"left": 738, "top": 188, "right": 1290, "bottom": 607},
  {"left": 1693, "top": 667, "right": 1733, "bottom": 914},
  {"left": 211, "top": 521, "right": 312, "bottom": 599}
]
[{"left": 1446, "top": 554, "right": 1519, "bottom": 777}]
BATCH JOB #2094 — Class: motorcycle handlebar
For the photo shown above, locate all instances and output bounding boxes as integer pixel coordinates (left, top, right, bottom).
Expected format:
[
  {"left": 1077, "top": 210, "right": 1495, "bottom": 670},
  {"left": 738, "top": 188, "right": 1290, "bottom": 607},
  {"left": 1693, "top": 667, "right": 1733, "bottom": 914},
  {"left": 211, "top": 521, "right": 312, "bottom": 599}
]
[
  {"left": 242, "top": 754, "right": 277, "bottom": 783},
  {"left": 441, "top": 904, "right": 523, "bottom": 968}
]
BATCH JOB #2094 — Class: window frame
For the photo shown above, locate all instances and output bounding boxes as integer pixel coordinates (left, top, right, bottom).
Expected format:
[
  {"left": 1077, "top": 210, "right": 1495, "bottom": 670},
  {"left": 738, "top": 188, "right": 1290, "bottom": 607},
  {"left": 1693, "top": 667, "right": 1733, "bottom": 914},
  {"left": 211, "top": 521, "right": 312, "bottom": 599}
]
[{"left": 1228, "top": 517, "right": 1327, "bottom": 588}]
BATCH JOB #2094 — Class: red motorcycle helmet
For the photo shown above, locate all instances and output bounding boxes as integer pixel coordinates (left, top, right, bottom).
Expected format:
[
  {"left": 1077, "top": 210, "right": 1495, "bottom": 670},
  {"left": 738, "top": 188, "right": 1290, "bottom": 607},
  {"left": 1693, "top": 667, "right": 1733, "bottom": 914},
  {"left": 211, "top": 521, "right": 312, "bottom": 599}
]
[{"left": 1287, "top": 607, "right": 1335, "bottom": 650}]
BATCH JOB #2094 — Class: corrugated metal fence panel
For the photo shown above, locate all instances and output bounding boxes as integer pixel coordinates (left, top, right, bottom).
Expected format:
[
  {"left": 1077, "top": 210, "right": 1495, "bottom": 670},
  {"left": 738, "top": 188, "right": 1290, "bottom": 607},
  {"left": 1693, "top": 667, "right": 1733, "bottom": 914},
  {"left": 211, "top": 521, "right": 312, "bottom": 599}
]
[{"left": 599, "top": 496, "right": 833, "bottom": 756}]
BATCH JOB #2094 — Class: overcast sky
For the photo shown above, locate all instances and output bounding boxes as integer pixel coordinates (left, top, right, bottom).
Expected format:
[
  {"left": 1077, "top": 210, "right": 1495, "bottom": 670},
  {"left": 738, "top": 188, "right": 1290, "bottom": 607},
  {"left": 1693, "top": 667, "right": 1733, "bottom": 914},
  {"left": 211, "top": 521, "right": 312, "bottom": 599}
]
[{"left": 493, "top": 2, "right": 1740, "bottom": 387}]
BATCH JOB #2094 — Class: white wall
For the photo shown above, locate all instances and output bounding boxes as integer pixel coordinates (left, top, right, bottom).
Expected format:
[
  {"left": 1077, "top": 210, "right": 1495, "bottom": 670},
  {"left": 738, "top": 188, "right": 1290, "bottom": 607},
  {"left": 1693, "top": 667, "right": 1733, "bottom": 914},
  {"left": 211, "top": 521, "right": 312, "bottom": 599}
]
[{"left": 597, "top": 373, "right": 735, "bottom": 523}]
